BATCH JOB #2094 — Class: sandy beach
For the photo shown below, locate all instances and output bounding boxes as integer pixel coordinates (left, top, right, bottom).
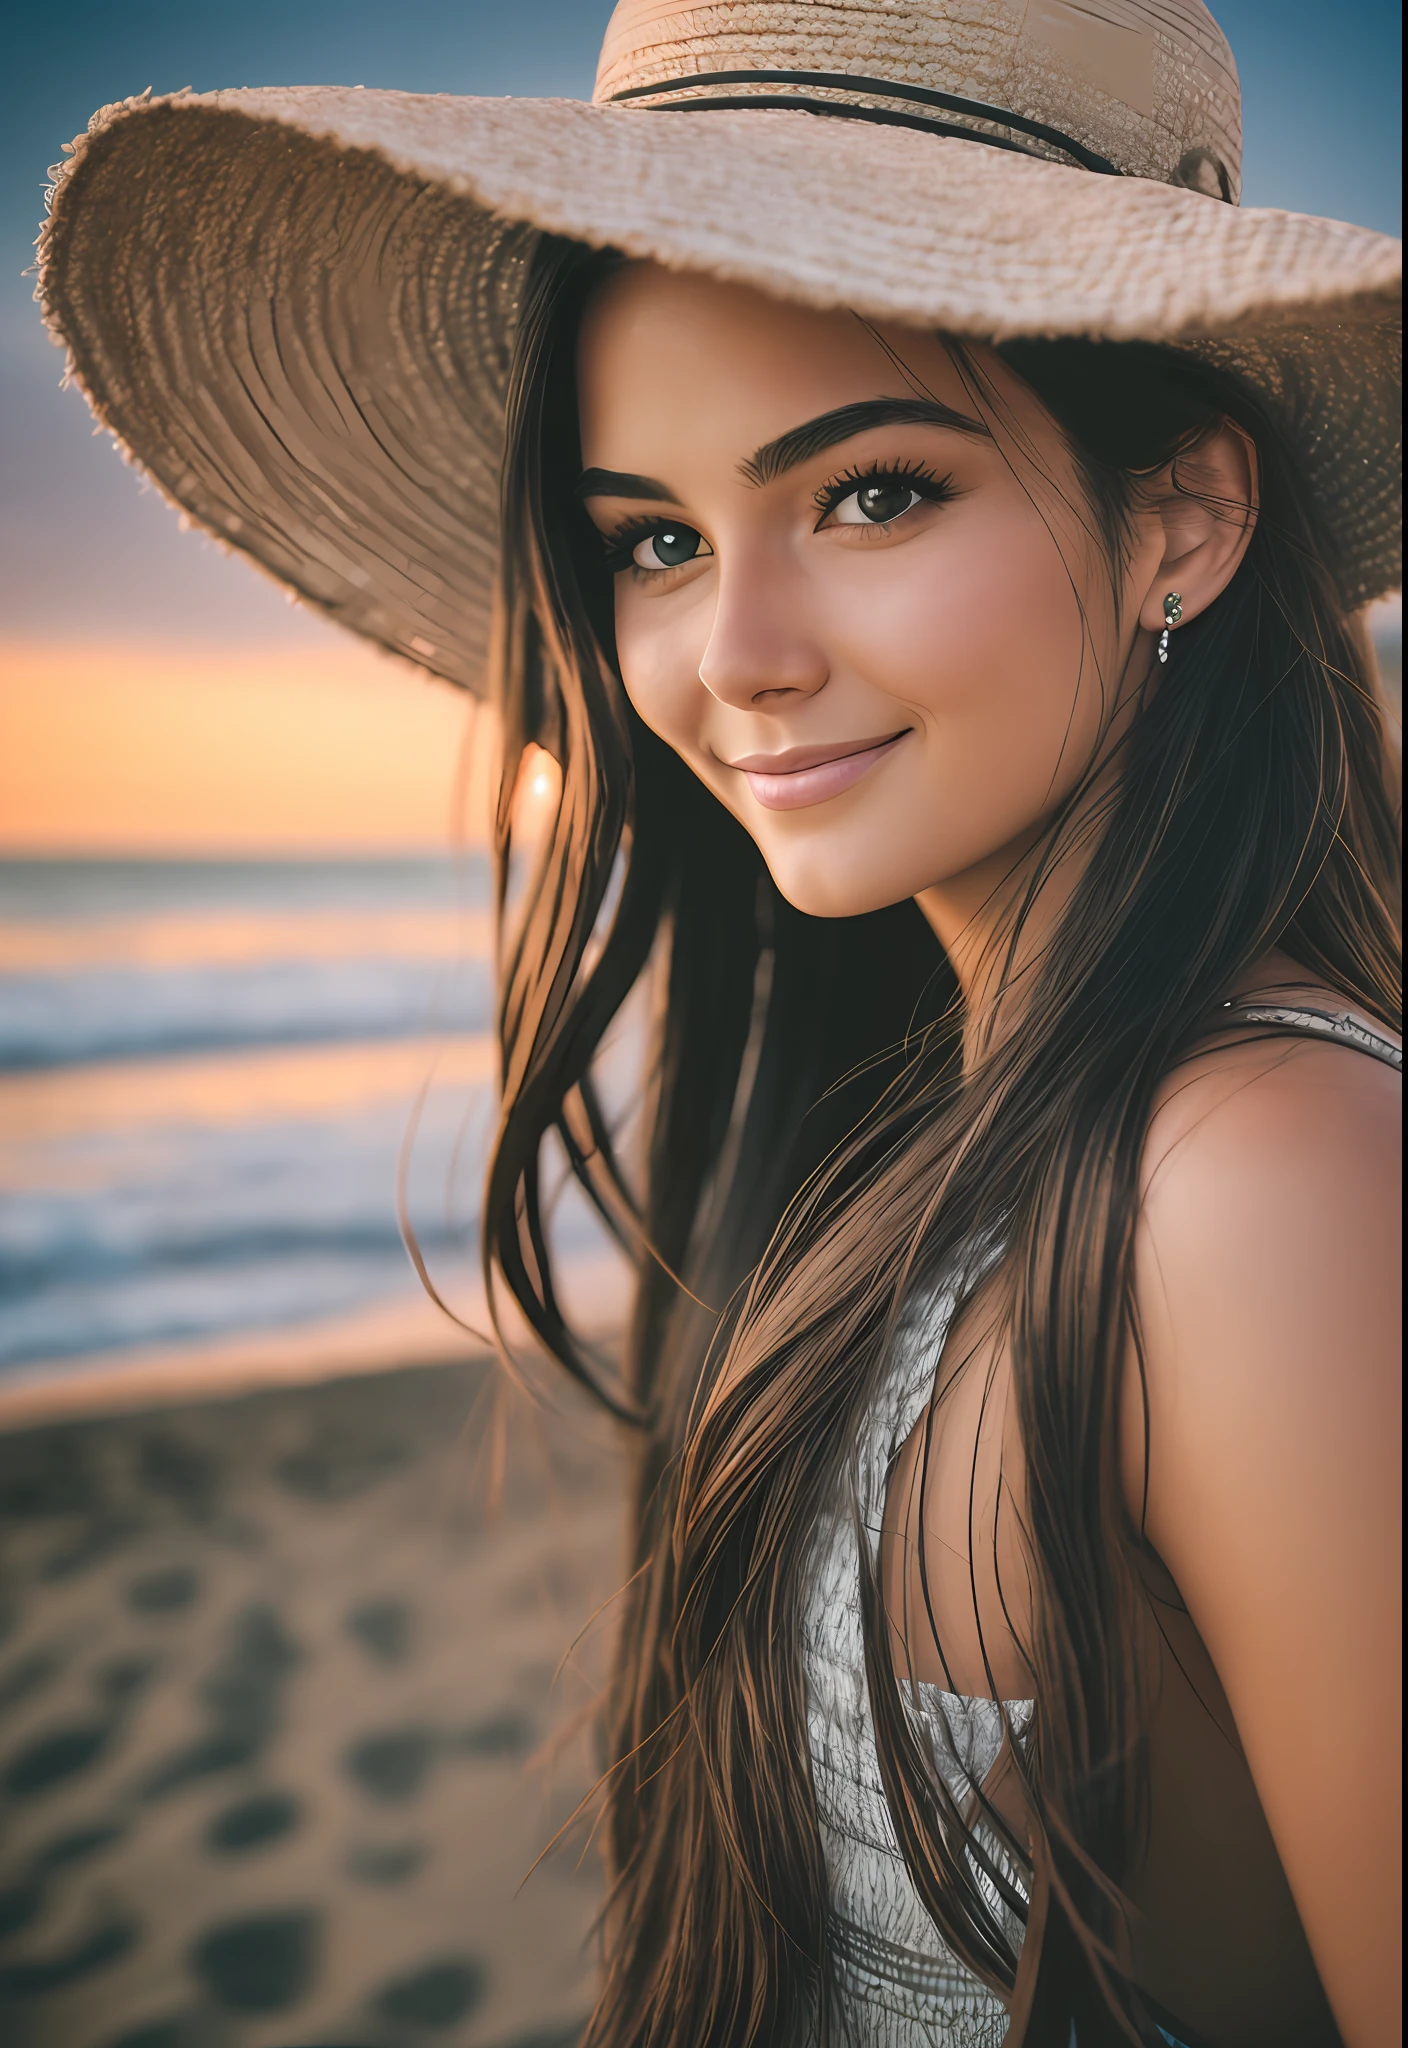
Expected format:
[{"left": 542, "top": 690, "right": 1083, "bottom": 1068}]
[
  {"left": 0, "top": 1354, "right": 626, "bottom": 2048},
  {"left": 0, "top": 852, "right": 636, "bottom": 2048}
]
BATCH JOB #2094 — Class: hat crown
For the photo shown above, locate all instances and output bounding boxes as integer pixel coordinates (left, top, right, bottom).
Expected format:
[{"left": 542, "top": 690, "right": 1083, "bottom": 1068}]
[{"left": 595, "top": 0, "right": 1242, "bottom": 199}]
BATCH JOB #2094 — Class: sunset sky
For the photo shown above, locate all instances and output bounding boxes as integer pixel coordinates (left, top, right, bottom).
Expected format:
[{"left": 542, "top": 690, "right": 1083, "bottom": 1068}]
[{"left": 2, "top": 1, "right": 1401, "bottom": 852}]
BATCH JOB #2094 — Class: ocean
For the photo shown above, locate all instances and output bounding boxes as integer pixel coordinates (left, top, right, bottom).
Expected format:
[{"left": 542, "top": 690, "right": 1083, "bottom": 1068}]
[{"left": 0, "top": 856, "right": 618, "bottom": 1389}]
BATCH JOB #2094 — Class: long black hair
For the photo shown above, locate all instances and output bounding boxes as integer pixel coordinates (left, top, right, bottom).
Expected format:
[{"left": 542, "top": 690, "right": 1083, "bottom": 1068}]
[{"left": 482, "top": 235, "right": 1401, "bottom": 2045}]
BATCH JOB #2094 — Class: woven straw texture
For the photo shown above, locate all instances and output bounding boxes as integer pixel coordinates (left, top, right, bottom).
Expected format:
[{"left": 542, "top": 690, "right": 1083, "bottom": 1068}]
[
  {"left": 596, "top": 0, "right": 1244, "bottom": 192},
  {"left": 38, "top": 0, "right": 1403, "bottom": 694}
]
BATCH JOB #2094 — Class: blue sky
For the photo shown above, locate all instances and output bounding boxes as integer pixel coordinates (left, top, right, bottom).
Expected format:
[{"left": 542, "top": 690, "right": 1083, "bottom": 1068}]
[{"left": 2, "top": 1, "right": 1400, "bottom": 642}]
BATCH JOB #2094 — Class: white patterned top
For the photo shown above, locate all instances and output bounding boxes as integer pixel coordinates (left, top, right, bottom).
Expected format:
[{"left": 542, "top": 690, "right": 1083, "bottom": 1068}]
[{"left": 801, "top": 1284, "right": 1031, "bottom": 2045}]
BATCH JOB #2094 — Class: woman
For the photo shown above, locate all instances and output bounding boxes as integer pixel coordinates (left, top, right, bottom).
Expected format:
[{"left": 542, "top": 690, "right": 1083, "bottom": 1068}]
[{"left": 39, "top": 3, "right": 1400, "bottom": 2042}]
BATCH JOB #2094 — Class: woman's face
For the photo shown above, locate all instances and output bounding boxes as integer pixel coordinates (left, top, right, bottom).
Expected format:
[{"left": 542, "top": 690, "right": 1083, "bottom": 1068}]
[{"left": 576, "top": 263, "right": 1163, "bottom": 920}]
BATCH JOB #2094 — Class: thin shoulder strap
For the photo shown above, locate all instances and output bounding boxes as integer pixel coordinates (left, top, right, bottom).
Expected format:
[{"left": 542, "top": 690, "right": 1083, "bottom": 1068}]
[{"left": 1218, "top": 1001, "right": 1403, "bottom": 1072}]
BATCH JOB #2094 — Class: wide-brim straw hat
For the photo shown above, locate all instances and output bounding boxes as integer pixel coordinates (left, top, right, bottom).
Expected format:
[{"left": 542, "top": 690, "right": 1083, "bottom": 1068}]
[{"left": 37, "top": 0, "right": 1402, "bottom": 696}]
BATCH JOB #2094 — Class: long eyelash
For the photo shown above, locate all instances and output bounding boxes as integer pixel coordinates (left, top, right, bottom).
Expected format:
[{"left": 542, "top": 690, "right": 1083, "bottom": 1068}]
[
  {"left": 812, "top": 457, "right": 955, "bottom": 517},
  {"left": 599, "top": 513, "right": 670, "bottom": 574}
]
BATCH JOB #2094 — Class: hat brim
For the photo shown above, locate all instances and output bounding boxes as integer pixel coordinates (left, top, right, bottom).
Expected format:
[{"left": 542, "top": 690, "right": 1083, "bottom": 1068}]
[{"left": 39, "top": 87, "right": 1403, "bottom": 693}]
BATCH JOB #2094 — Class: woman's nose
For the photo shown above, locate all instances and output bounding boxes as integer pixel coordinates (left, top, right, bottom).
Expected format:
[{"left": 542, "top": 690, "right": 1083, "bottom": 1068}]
[{"left": 696, "top": 556, "right": 829, "bottom": 708}]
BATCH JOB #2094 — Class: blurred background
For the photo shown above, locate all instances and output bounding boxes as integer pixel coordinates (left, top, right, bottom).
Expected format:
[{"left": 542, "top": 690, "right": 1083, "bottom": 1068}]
[{"left": 0, "top": 6, "right": 1400, "bottom": 2047}]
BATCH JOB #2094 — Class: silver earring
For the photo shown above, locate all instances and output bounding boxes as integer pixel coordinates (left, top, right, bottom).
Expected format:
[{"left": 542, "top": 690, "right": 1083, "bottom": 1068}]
[{"left": 1158, "top": 590, "right": 1183, "bottom": 664}]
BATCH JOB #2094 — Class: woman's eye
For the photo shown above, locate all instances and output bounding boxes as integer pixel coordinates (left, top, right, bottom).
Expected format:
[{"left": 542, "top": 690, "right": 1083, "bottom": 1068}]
[
  {"left": 631, "top": 525, "right": 710, "bottom": 570},
  {"left": 831, "top": 481, "right": 923, "bottom": 526}
]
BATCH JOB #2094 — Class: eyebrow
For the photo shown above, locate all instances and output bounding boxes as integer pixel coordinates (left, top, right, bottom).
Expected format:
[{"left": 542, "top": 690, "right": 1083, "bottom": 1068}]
[
  {"left": 740, "top": 397, "right": 989, "bottom": 487},
  {"left": 575, "top": 467, "right": 681, "bottom": 503},
  {"left": 573, "top": 396, "right": 989, "bottom": 507}
]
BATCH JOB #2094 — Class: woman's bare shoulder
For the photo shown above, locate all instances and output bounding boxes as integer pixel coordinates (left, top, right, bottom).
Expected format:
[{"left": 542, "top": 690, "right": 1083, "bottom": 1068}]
[
  {"left": 1141, "top": 972, "right": 1399, "bottom": 1227},
  {"left": 1126, "top": 973, "right": 1400, "bottom": 1538}
]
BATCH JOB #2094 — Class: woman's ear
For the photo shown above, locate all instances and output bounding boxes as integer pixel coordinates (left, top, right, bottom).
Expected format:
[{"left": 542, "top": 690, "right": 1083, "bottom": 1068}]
[{"left": 1135, "top": 418, "right": 1259, "bottom": 637}]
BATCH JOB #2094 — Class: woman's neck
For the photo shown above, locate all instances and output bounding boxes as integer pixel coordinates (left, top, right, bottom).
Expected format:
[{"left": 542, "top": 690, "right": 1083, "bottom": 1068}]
[
  {"left": 916, "top": 663, "right": 1152, "bottom": 1072},
  {"left": 916, "top": 813, "right": 1094, "bottom": 1074},
  {"left": 920, "top": 844, "right": 1361, "bottom": 1083}
]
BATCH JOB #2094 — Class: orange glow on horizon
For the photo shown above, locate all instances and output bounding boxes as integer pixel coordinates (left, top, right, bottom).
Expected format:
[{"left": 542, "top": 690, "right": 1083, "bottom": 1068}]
[{"left": 0, "top": 638, "right": 498, "bottom": 854}]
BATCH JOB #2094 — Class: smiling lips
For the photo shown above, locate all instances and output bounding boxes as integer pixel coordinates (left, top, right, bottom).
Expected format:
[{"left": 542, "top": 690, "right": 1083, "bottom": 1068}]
[{"left": 729, "top": 732, "right": 910, "bottom": 810}]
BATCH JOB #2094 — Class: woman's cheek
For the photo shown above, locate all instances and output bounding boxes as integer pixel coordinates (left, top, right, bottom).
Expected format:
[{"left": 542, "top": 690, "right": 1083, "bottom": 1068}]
[
  {"left": 614, "top": 596, "right": 715, "bottom": 762},
  {"left": 824, "top": 514, "right": 1081, "bottom": 723},
  {"left": 614, "top": 594, "right": 682, "bottom": 725}
]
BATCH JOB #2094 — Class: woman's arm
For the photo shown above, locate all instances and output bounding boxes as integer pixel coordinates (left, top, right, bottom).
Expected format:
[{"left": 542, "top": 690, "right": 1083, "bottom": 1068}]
[{"left": 1130, "top": 1035, "right": 1402, "bottom": 2047}]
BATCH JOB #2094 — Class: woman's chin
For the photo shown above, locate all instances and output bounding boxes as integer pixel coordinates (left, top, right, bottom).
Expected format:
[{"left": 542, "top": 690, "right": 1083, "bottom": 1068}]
[{"left": 762, "top": 852, "right": 930, "bottom": 923}]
